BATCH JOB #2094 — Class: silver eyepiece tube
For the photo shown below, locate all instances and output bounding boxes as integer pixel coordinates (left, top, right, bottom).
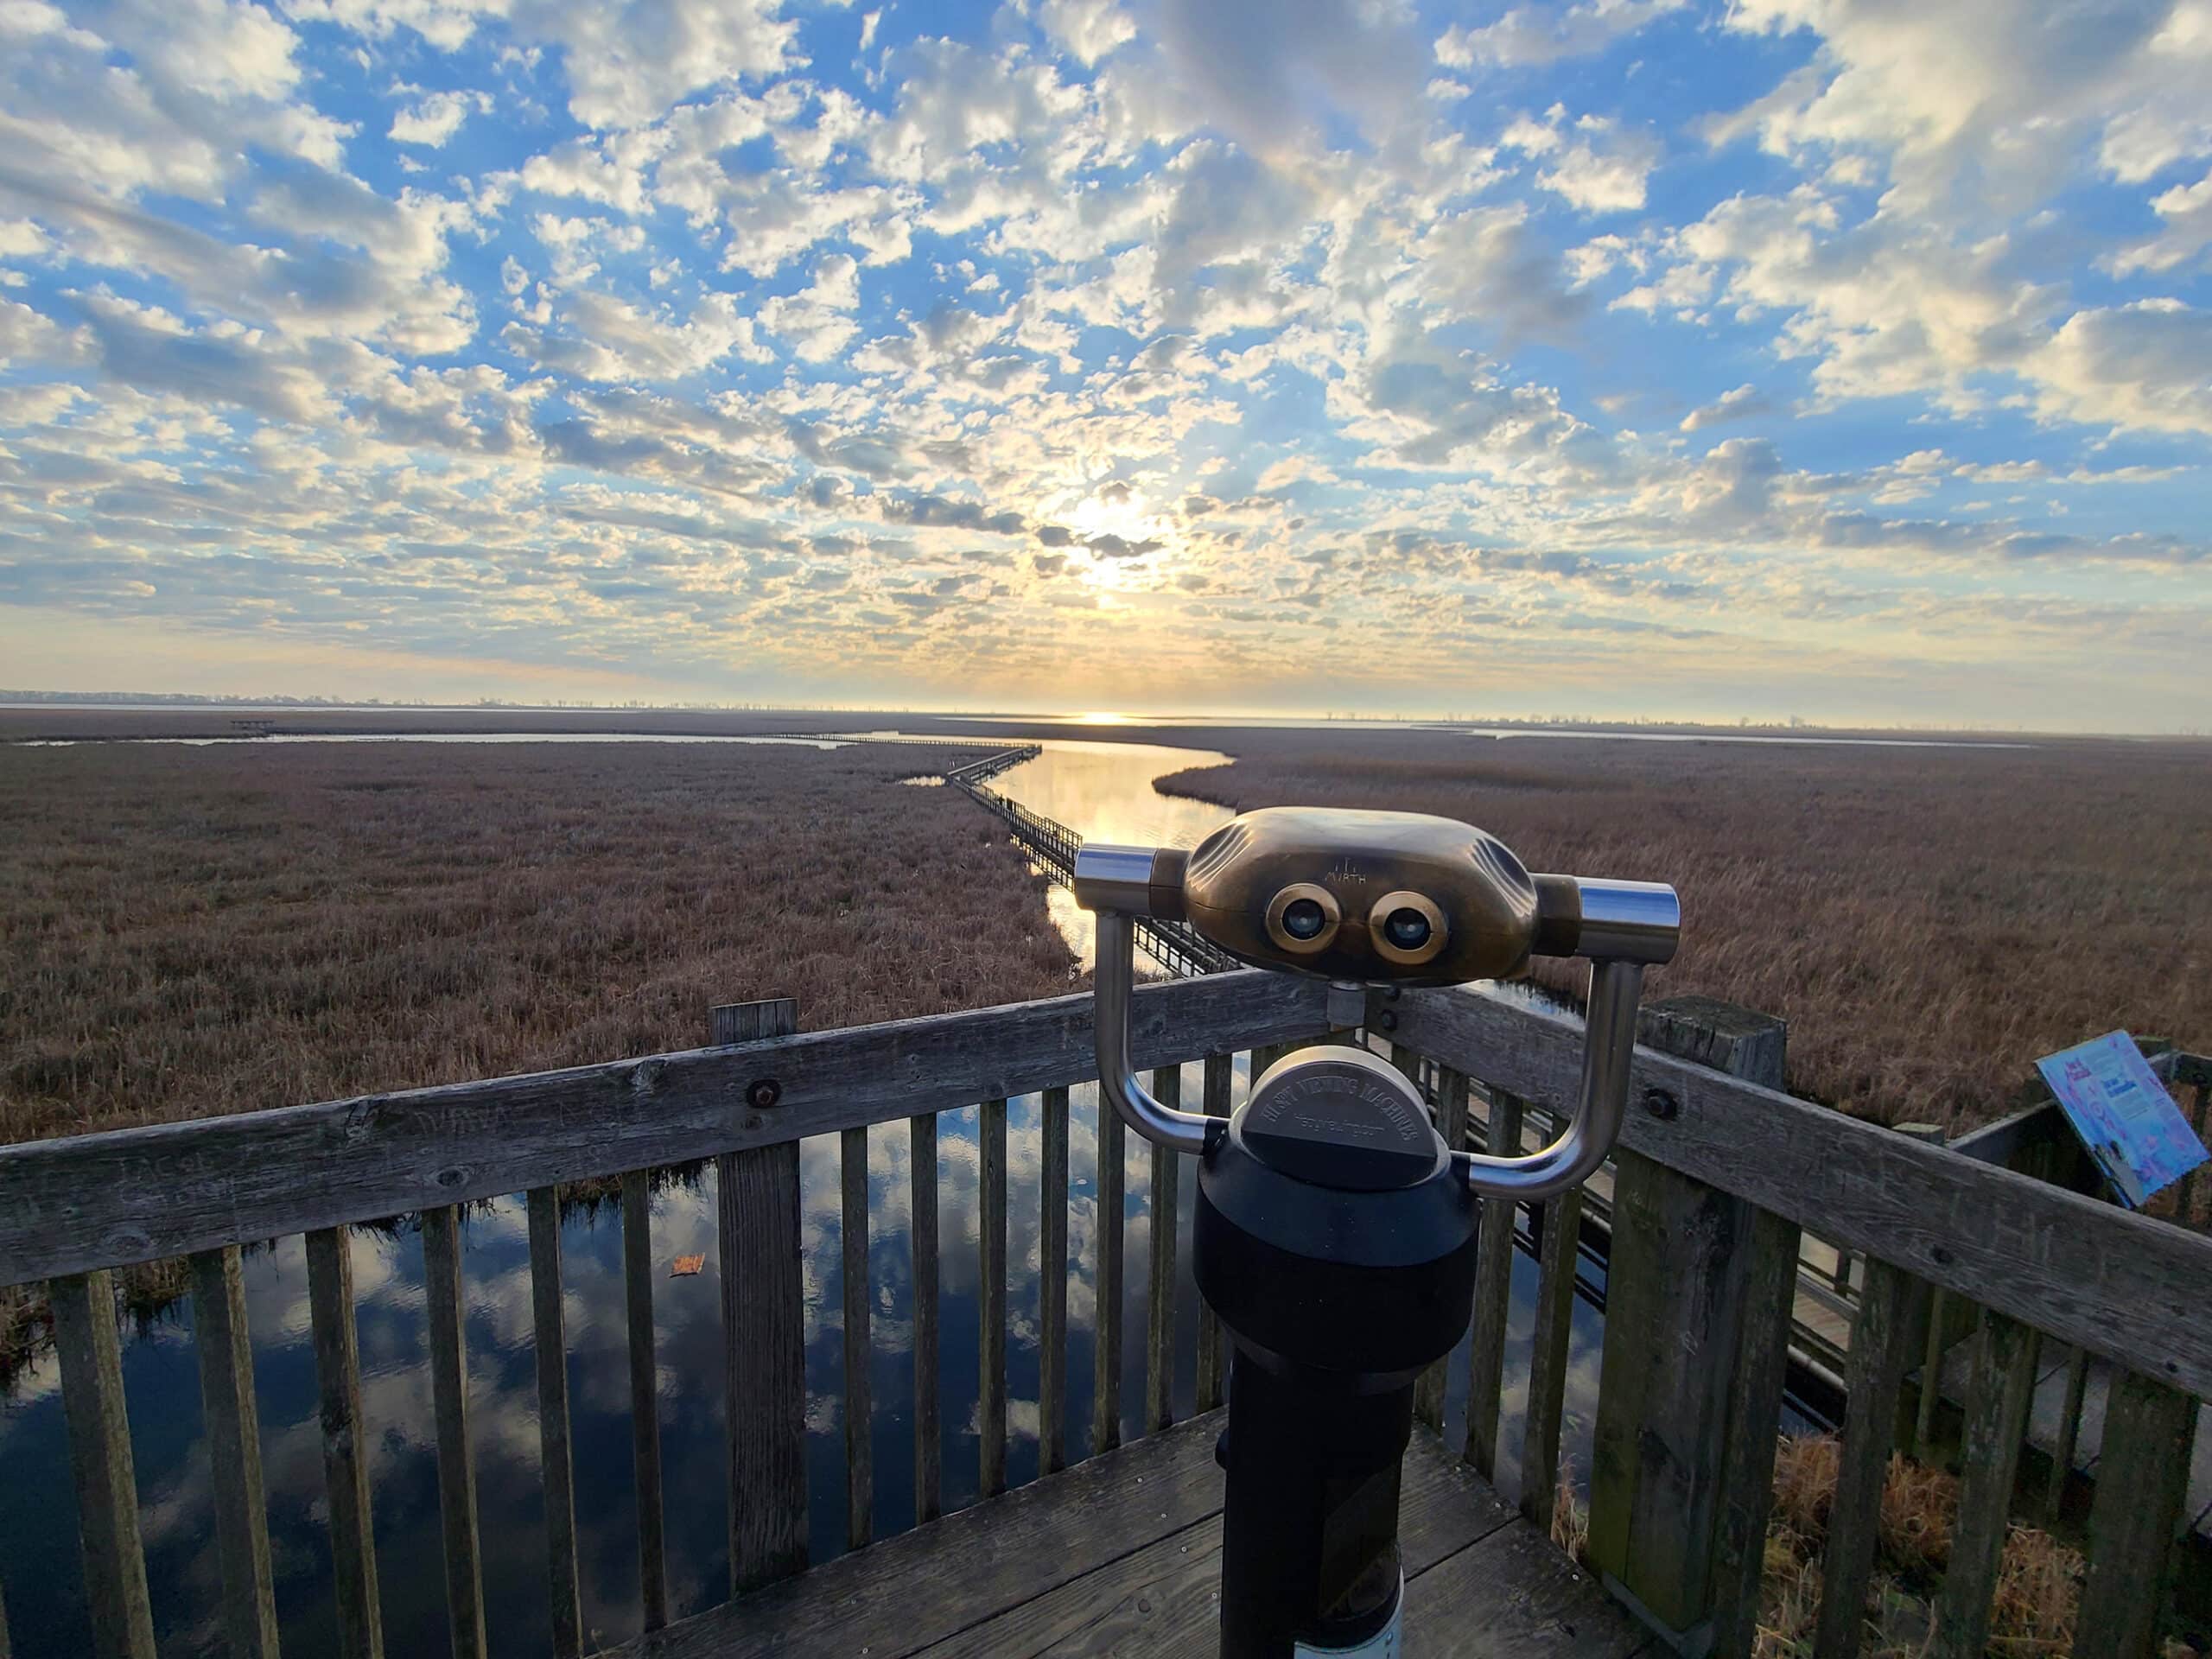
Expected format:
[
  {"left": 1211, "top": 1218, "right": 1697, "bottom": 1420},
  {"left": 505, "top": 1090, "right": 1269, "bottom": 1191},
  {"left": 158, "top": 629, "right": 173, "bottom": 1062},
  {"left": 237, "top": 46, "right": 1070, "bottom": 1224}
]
[
  {"left": 1571, "top": 878, "right": 1680, "bottom": 965},
  {"left": 1072, "top": 844, "right": 1160, "bottom": 916},
  {"left": 1452, "top": 958, "right": 1643, "bottom": 1199},
  {"left": 1092, "top": 908, "right": 1222, "bottom": 1156}
]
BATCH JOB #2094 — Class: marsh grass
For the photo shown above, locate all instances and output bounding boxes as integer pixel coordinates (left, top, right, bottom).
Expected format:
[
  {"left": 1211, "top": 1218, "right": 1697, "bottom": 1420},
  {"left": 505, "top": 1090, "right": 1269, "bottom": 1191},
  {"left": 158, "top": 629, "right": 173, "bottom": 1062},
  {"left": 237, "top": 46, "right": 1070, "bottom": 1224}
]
[
  {"left": 0, "top": 740, "right": 1077, "bottom": 1145},
  {"left": 1156, "top": 734, "right": 2212, "bottom": 1133}
]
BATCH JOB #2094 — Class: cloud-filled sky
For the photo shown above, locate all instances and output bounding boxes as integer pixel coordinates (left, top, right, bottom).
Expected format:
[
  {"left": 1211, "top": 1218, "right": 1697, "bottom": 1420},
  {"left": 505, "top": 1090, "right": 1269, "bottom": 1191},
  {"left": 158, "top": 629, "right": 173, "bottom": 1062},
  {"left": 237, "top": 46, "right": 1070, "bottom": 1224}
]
[{"left": 2, "top": 0, "right": 2209, "bottom": 728}]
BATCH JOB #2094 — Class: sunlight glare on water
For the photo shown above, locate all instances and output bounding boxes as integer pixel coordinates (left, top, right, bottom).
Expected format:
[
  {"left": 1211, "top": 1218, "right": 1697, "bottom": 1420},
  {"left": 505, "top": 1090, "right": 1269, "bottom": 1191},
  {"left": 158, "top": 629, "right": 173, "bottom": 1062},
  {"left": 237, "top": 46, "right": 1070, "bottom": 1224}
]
[{"left": 981, "top": 739, "right": 1235, "bottom": 972}]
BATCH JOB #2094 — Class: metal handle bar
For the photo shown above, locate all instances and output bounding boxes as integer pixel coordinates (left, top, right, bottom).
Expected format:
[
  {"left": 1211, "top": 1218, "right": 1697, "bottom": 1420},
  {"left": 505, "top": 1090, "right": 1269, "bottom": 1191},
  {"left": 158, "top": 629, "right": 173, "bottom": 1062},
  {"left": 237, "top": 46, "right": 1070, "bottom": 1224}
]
[
  {"left": 1447, "top": 957, "right": 1641, "bottom": 1198},
  {"left": 1093, "top": 909, "right": 1224, "bottom": 1157}
]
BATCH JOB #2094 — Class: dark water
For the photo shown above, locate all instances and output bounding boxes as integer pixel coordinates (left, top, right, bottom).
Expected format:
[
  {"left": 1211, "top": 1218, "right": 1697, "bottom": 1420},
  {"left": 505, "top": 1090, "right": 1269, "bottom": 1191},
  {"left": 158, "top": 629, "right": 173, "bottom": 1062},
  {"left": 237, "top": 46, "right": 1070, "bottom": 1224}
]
[{"left": 0, "top": 736, "right": 1632, "bottom": 1656}]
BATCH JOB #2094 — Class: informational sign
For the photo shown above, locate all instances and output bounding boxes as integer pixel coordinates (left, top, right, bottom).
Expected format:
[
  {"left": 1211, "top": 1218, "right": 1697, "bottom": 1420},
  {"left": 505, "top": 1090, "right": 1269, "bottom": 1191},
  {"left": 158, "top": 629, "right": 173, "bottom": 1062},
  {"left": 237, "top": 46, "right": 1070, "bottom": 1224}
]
[{"left": 2037, "top": 1032, "right": 2209, "bottom": 1209}]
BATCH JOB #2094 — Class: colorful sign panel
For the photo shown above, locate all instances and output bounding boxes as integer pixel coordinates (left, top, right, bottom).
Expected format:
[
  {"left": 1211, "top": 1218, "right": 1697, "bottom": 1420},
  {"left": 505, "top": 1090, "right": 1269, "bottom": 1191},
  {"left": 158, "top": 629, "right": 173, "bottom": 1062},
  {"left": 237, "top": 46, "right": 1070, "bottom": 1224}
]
[{"left": 2036, "top": 1032, "right": 2208, "bottom": 1209}]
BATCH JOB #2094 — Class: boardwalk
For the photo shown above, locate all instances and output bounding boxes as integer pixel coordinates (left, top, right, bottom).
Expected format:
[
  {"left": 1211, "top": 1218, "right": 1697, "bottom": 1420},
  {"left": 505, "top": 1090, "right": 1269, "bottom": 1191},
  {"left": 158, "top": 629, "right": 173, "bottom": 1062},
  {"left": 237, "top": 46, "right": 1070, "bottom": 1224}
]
[
  {"left": 605, "top": 1411, "right": 1652, "bottom": 1659},
  {"left": 950, "top": 759, "right": 1242, "bottom": 978}
]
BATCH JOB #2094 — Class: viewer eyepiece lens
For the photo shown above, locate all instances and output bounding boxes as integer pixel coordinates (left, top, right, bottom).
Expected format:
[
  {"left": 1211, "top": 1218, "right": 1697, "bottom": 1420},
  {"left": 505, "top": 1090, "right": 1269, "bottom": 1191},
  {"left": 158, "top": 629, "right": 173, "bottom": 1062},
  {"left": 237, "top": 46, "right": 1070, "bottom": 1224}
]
[
  {"left": 1383, "top": 907, "right": 1431, "bottom": 950},
  {"left": 1282, "top": 898, "right": 1327, "bottom": 941}
]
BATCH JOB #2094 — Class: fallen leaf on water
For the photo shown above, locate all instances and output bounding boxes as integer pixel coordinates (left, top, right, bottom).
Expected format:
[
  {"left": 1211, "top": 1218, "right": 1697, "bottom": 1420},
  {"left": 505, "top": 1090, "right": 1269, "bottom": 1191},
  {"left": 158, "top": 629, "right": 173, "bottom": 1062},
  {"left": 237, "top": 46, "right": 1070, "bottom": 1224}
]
[{"left": 670, "top": 1254, "right": 705, "bottom": 1277}]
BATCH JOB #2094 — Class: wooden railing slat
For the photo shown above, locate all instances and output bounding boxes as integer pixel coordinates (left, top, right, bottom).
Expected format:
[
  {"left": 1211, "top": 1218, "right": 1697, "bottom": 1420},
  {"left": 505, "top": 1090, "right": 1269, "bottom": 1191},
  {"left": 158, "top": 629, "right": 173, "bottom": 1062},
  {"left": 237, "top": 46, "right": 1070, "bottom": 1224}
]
[
  {"left": 842, "top": 1126, "right": 876, "bottom": 1545},
  {"left": 52, "top": 1270, "right": 156, "bottom": 1659},
  {"left": 527, "top": 1186, "right": 584, "bottom": 1659},
  {"left": 1812, "top": 1256, "right": 1920, "bottom": 1659},
  {"left": 620, "top": 1170, "right": 669, "bottom": 1632},
  {"left": 1145, "top": 1065, "right": 1180, "bottom": 1436},
  {"left": 1708, "top": 1205, "right": 1802, "bottom": 1659},
  {"left": 1931, "top": 1311, "right": 2039, "bottom": 1659},
  {"left": 910, "top": 1114, "right": 943, "bottom": 1522},
  {"left": 1093, "top": 1088, "right": 1126, "bottom": 1458},
  {"left": 188, "top": 1246, "right": 281, "bottom": 1659},
  {"left": 0, "top": 973, "right": 1330, "bottom": 1289},
  {"left": 1387, "top": 986, "right": 2212, "bottom": 1400},
  {"left": 2044, "top": 1342, "right": 2090, "bottom": 1522},
  {"left": 1194, "top": 1057, "right": 1233, "bottom": 1415},
  {"left": 720, "top": 1140, "right": 807, "bottom": 1589},
  {"left": 2074, "top": 1368, "right": 2196, "bottom": 1659},
  {"left": 419, "top": 1208, "right": 488, "bottom": 1659},
  {"left": 305, "top": 1230, "right": 385, "bottom": 1659},
  {"left": 1463, "top": 1090, "right": 1524, "bottom": 1481},
  {"left": 714, "top": 996, "right": 807, "bottom": 1593},
  {"left": 1038, "top": 1087, "right": 1070, "bottom": 1475},
  {"left": 1521, "top": 1180, "right": 1581, "bottom": 1530},
  {"left": 1413, "top": 1068, "right": 1470, "bottom": 1432},
  {"left": 0, "top": 1560, "right": 11, "bottom": 1659},
  {"left": 979, "top": 1101, "right": 1008, "bottom": 1499}
]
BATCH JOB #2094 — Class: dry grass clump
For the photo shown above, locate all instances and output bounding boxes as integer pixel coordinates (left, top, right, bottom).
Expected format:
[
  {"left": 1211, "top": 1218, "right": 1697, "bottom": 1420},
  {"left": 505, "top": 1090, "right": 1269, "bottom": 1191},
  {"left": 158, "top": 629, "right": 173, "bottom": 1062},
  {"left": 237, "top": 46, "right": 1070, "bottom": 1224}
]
[
  {"left": 0, "top": 740, "right": 1075, "bottom": 1145},
  {"left": 1155, "top": 733, "right": 2212, "bottom": 1132},
  {"left": 1547, "top": 1433, "right": 2093, "bottom": 1656},
  {"left": 1758, "top": 1435, "right": 2083, "bottom": 1657}
]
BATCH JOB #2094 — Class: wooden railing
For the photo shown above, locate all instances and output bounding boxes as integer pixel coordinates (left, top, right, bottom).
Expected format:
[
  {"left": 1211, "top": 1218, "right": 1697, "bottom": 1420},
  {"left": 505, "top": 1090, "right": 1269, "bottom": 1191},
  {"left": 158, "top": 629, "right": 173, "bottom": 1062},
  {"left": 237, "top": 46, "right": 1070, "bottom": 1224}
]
[
  {"left": 3, "top": 974, "right": 2204, "bottom": 1658},
  {"left": 1379, "top": 985, "right": 2212, "bottom": 1659},
  {"left": 0, "top": 972, "right": 1336, "bottom": 1659}
]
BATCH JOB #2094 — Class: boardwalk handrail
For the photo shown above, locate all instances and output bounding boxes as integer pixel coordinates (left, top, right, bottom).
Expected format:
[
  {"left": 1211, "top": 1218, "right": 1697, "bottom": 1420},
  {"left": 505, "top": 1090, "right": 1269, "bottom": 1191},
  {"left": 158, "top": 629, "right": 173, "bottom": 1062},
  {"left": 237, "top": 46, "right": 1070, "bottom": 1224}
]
[
  {"left": 1380, "top": 986, "right": 2212, "bottom": 1401},
  {"left": 0, "top": 970, "right": 1328, "bottom": 1287}
]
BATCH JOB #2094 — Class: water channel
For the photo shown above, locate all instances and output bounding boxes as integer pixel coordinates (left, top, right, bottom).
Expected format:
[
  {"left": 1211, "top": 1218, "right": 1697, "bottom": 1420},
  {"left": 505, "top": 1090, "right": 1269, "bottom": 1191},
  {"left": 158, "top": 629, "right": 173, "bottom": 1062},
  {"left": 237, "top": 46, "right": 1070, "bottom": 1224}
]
[{"left": 0, "top": 734, "right": 1605, "bottom": 1658}]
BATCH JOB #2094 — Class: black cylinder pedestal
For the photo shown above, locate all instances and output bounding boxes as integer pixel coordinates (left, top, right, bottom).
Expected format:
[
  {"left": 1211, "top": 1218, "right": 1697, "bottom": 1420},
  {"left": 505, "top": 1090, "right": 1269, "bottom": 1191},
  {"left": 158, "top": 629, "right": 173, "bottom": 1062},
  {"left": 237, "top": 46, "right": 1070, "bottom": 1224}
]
[{"left": 1195, "top": 1046, "right": 1480, "bottom": 1658}]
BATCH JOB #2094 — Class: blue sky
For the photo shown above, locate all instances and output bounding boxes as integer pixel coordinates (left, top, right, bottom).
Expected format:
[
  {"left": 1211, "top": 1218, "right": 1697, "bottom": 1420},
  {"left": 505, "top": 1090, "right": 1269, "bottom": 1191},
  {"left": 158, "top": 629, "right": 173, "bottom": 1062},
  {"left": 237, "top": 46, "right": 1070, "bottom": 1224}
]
[{"left": 1, "top": 0, "right": 2208, "bottom": 728}]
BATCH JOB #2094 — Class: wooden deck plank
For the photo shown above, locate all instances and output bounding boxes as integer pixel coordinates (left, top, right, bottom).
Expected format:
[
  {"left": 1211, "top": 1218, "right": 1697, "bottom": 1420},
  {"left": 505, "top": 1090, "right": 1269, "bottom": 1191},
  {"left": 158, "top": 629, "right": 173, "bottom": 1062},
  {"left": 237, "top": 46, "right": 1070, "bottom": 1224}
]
[
  {"left": 602, "top": 1413, "right": 1231, "bottom": 1658},
  {"left": 606, "top": 1412, "right": 1634, "bottom": 1659},
  {"left": 1400, "top": 1523, "right": 1650, "bottom": 1658},
  {"left": 911, "top": 1428, "right": 1516, "bottom": 1659}
]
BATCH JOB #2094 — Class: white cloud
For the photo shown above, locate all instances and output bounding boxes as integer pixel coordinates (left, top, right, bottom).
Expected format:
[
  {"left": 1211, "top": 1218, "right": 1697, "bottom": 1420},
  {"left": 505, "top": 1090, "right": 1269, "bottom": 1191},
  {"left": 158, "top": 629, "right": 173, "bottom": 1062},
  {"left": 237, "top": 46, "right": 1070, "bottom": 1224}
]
[
  {"left": 1438, "top": 0, "right": 1687, "bottom": 69},
  {"left": 760, "top": 251, "right": 862, "bottom": 362},
  {"left": 1404, "top": 203, "right": 1591, "bottom": 340},
  {"left": 390, "top": 88, "right": 492, "bottom": 147},
  {"left": 1680, "top": 384, "right": 1770, "bottom": 431},
  {"left": 504, "top": 289, "right": 774, "bottom": 382},
  {"left": 1039, "top": 0, "right": 1135, "bottom": 67},
  {"left": 289, "top": 0, "right": 800, "bottom": 128},
  {"left": 2105, "top": 165, "right": 2212, "bottom": 276},
  {"left": 2027, "top": 299, "right": 2212, "bottom": 435},
  {"left": 129, "top": 0, "right": 306, "bottom": 105},
  {"left": 1542, "top": 145, "right": 1655, "bottom": 213},
  {"left": 1715, "top": 0, "right": 2212, "bottom": 210},
  {"left": 1154, "top": 0, "right": 1430, "bottom": 157},
  {"left": 522, "top": 0, "right": 799, "bottom": 129}
]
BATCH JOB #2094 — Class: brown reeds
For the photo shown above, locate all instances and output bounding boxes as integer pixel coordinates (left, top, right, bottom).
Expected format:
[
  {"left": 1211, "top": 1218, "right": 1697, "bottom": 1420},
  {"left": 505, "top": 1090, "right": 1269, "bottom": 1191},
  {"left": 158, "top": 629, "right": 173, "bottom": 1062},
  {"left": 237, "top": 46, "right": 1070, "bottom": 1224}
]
[
  {"left": 0, "top": 740, "right": 1077, "bottom": 1146},
  {"left": 1154, "top": 732, "right": 2212, "bottom": 1133},
  {"left": 1754, "top": 1433, "right": 2088, "bottom": 1656}
]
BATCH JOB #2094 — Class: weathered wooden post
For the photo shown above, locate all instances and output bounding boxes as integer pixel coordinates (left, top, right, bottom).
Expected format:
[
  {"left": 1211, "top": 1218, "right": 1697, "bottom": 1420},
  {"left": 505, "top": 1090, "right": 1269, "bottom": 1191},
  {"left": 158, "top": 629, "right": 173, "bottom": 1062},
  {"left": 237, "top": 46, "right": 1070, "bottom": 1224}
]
[
  {"left": 712, "top": 996, "right": 807, "bottom": 1592},
  {"left": 1587, "top": 995, "right": 1792, "bottom": 1657}
]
